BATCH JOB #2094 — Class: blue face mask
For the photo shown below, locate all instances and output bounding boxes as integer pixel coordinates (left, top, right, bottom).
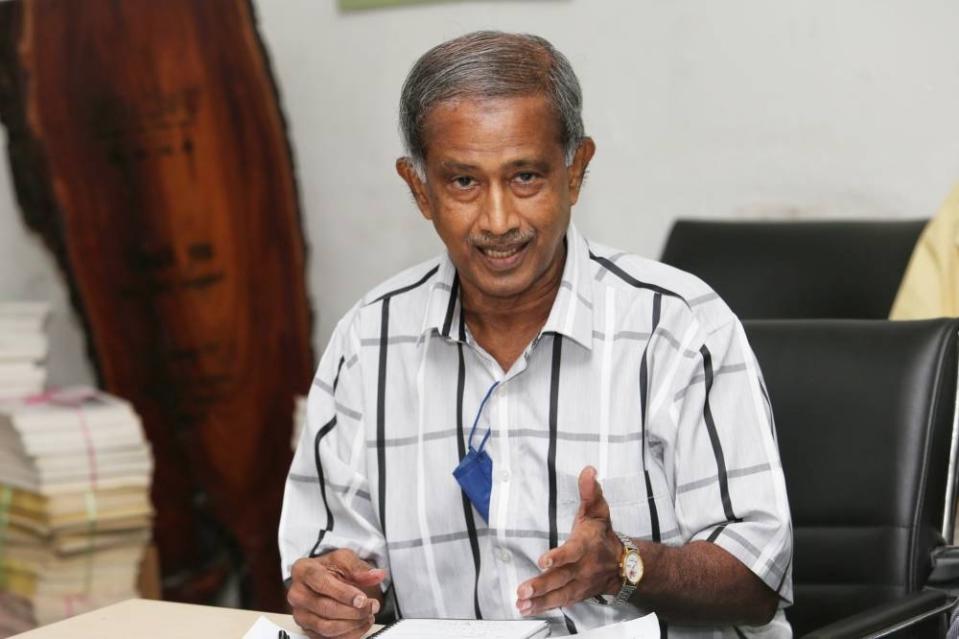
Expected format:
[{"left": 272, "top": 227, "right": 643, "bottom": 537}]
[{"left": 453, "top": 382, "right": 499, "bottom": 523}]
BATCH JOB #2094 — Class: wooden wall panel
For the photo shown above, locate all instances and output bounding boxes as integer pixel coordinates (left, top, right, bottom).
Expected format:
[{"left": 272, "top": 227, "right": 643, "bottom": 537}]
[{"left": 0, "top": 0, "right": 314, "bottom": 611}]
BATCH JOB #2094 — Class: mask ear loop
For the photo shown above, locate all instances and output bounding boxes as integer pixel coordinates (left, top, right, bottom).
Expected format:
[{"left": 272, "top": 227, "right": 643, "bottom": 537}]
[{"left": 468, "top": 381, "right": 500, "bottom": 454}]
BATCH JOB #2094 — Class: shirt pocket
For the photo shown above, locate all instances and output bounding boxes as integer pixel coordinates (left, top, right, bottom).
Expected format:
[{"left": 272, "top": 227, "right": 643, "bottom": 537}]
[
  {"left": 602, "top": 473, "right": 658, "bottom": 539},
  {"left": 556, "top": 472, "right": 666, "bottom": 541}
]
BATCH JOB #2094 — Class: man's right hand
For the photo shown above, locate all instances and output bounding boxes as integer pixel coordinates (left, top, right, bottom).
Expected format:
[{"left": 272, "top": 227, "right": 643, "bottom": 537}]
[{"left": 287, "top": 549, "right": 387, "bottom": 639}]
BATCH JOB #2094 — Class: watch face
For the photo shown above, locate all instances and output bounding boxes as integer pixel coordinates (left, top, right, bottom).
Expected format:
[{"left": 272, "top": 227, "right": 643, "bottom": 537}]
[{"left": 623, "top": 552, "right": 643, "bottom": 584}]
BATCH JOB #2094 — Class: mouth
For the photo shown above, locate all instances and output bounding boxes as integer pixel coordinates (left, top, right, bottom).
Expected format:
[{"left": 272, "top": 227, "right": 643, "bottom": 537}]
[{"left": 475, "top": 240, "right": 531, "bottom": 271}]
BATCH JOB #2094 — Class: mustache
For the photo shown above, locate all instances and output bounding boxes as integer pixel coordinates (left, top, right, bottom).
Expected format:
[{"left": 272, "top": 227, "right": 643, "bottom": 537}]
[{"left": 469, "top": 229, "right": 536, "bottom": 250}]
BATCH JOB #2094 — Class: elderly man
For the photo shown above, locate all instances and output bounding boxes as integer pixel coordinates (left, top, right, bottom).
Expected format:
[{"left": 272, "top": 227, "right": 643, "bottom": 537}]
[{"left": 279, "top": 31, "right": 792, "bottom": 638}]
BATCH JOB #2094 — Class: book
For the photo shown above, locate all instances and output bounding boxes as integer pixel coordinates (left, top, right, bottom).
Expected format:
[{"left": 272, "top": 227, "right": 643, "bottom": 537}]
[
  {"left": 371, "top": 613, "right": 660, "bottom": 639},
  {"left": 372, "top": 619, "right": 549, "bottom": 639},
  {"left": 0, "top": 303, "right": 49, "bottom": 335},
  {"left": 0, "top": 387, "right": 154, "bottom": 633},
  {"left": 0, "top": 303, "right": 49, "bottom": 406}
]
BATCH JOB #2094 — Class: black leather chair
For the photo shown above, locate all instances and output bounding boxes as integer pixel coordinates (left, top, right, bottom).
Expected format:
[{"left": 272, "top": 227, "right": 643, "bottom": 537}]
[
  {"left": 744, "top": 318, "right": 959, "bottom": 637},
  {"left": 662, "top": 220, "right": 926, "bottom": 319}
]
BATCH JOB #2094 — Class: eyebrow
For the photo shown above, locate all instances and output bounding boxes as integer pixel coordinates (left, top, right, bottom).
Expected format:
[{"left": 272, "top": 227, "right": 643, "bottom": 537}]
[
  {"left": 505, "top": 159, "right": 551, "bottom": 172},
  {"left": 439, "top": 161, "right": 479, "bottom": 173},
  {"left": 439, "top": 158, "right": 552, "bottom": 173}
]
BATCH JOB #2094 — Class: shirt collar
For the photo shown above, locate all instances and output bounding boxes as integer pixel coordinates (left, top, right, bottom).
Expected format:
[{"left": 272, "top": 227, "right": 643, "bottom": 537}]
[{"left": 421, "top": 223, "right": 595, "bottom": 350}]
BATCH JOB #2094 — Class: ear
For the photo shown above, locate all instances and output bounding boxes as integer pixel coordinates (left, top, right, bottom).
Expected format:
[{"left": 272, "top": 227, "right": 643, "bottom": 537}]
[
  {"left": 566, "top": 137, "right": 596, "bottom": 206},
  {"left": 396, "top": 157, "right": 434, "bottom": 221}
]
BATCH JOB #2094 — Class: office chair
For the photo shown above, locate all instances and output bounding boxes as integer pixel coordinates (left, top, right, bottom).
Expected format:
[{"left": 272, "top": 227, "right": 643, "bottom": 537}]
[
  {"left": 744, "top": 318, "right": 959, "bottom": 637},
  {"left": 662, "top": 220, "right": 926, "bottom": 319}
]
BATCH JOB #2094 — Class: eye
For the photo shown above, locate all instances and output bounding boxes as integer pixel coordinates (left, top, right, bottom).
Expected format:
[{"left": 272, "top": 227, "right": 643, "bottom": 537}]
[
  {"left": 452, "top": 176, "right": 476, "bottom": 189},
  {"left": 515, "top": 172, "right": 537, "bottom": 183}
]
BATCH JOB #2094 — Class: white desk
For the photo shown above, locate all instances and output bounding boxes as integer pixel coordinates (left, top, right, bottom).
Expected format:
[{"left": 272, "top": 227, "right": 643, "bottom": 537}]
[{"left": 11, "top": 598, "right": 383, "bottom": 638}]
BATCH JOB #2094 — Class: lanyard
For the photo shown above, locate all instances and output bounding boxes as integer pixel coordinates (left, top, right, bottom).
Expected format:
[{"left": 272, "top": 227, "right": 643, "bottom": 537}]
[
  {"left": 453, "top": 381, "right": 501, "bottom": 523},
  {"left": 467, "top": 381, "right": 499, "bottom": 455}
]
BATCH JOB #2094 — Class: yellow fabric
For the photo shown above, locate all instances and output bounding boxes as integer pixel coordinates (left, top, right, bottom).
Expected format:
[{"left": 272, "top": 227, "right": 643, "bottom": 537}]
[{"left": 890, "top": 185, "right": 959, "bottom": 320}]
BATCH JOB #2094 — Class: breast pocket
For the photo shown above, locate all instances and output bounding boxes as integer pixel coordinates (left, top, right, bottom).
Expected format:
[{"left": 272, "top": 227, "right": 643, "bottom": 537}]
[
  {"left": 557, "top": 472, "right": 665, "bottom": 541},
  {"left": 602, "top": 473, "right": 656, "bottom": 539}
]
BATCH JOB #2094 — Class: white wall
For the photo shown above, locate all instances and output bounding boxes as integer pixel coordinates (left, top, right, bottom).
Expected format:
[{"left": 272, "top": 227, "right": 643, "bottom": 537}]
[
  {"left": 0, "top": 129, "right": 96, "bottom": 386},
  {"left": 3, "top": 0, "right": 959, "bottom": 379}
]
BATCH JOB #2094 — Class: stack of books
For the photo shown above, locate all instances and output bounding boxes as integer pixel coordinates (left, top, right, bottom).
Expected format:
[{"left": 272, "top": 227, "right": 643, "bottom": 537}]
[
  {"left": 0, "top": 303, "right": 49, "bottom": 401},
  {"left": 0, "top": 388, "right": 154, "bottom": 631}
]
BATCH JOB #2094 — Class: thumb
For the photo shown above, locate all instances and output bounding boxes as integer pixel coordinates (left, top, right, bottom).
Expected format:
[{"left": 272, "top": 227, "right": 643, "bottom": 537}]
[
  {"left": 342, "top": 552, "right": 387, "bottom": 586},
  {"left": 577, "top": 466, "right": 610, "bottom": 520}
]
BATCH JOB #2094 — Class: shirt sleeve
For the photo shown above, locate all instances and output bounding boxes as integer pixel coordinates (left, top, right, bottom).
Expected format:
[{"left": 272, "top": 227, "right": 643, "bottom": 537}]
[
  {"left": 278, "top": 308, "right": 388, "bottom": 584},
  {"left": 653, "top": 311, "right": 793, "bottom": 603}
]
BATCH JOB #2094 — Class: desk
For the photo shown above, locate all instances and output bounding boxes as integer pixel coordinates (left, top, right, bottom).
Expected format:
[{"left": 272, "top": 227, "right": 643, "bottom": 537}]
[{"left": 11, "top": 598, "right": 384, "bottom": 638}]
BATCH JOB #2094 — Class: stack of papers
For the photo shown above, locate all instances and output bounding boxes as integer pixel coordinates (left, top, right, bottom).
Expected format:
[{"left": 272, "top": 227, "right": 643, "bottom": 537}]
[
  {"left": 244, "top": 612, "right": 660, "bottom": 639},
  {"left": 0, "top": 388, "right": 154, "bottom": 630},
  {"left": 0, "top": 592, "right": 33, "bottom": 637},
  {"left": 373, "top": 619, "right": 549, "bottom": 638},
  {"left": 0, "top": 303, "right": 49, "bottom": 400}
]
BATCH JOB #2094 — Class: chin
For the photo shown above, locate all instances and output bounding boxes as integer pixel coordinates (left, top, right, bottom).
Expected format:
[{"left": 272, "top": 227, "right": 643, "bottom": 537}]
[{"left": 471, "top": 269, "right": 537, "bottom": 299}]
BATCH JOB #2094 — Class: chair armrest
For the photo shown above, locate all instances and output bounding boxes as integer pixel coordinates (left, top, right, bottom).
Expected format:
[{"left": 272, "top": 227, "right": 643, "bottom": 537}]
[
  {"left": 802, "top": 590, "right": 954, "bottom": 639},
  {"left": 930, "top": 546, "right": 959, "bottom": 584}
]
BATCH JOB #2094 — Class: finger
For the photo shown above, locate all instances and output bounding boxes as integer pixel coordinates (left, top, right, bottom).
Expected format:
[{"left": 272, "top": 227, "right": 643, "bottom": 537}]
[
  {"left": 332, "top": 548, "right": 376, "bottom": 575},
  {"left": 326, "top": 550, "right": 388, "bottom": 588},
  {"left": 300, "top": 628, "right": 359, "bottom": 639},
  {"left": 577, "top": 466, "right": 609, "bottom": 519},
  {"left": 520, "top": 581, "right": 582, "bottom": 617},
  {"left": 291, "top": 591, "right": 375, "bottom": 622},
  {"left": 537, "top": 536, "right": 586, "bottom": 570},
  {"left": 292, "top": 606, "right": 374, "bottom": 638},
  {"left": 516, "top": 565, "right": 575, "bottom": 605},
  {"left": 349, "top": 567, "right": 388, "bottom": 588},
  {"left": 302, "top": 566, "right": 372, "bottom": 609}
]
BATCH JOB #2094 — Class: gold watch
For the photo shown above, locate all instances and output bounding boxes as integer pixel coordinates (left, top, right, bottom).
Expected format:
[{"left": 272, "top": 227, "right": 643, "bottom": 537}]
[{"left": 614, "top": 532, "right": 643, "bottom": 605}]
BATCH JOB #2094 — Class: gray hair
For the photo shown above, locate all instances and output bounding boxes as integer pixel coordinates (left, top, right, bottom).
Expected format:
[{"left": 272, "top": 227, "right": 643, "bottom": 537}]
[{"left": 399, "top": 31, "right": 585, "bottom": 176}]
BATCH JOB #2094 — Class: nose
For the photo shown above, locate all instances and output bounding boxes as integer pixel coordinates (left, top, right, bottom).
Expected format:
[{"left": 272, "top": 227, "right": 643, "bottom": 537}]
[{"left": 479, "top": 181, "right": 520, "bottom": 238}]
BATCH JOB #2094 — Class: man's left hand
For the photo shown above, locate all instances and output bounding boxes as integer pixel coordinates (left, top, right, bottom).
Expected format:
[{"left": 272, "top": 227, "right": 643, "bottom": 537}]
[{"left": 515, "top": 466, "right": 624, "bottom": 616}]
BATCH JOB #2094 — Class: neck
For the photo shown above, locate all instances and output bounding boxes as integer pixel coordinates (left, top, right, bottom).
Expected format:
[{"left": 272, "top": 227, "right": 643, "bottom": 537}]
[{"left": 459, "top": 241, "right": 566, "bottom": 371}]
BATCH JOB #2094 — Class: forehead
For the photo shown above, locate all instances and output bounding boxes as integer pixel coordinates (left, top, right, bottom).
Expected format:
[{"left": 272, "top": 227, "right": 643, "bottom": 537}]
[{"left": 419, "top": 95, "right": 564, "bottom": 165}]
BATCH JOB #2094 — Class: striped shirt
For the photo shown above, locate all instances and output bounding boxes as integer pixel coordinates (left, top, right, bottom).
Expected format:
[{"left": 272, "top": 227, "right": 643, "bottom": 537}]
[{"left": 279, "top": 224, "right": 793, "bottom": 637}]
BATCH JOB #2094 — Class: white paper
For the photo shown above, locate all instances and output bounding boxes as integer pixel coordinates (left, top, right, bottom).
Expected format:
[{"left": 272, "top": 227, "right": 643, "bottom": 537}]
[
  {"left": 575, "top": 612, "right": 660, "bottom": 639},
  {"left": 242, "top": 615, "right": 309, "bottom": 639},
  {"left": 375, "top": 618, "right": 549, "bottom": 638}
]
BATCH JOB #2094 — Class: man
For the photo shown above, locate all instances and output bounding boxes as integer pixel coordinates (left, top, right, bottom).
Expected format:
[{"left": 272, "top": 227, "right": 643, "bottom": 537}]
[{"left": 279, "top": 31, "right": 792, "bottom": 638}]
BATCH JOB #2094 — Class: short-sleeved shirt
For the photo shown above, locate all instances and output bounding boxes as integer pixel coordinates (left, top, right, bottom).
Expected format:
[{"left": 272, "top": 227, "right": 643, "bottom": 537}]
[
  {"left": 891, "top": 184, "right": 959, "bottom": 320},
  {"left": 279, "top": 224, "right": 793, "bottom": 637}
]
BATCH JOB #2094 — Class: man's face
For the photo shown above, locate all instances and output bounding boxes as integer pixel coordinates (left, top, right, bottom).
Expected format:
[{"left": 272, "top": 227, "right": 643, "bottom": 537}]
[{"left": 398, "top": 95, "right": 594, "bottom": 302}]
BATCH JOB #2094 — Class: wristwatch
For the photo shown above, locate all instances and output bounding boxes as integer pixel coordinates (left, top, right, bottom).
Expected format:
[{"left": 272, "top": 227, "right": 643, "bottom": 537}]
[{"left": 614, "top": 532, "right": 643, "bottom": 605}]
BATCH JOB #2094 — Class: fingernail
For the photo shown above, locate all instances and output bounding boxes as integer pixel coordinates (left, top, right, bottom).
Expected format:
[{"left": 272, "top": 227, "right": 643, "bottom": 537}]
[
  {"left": 518, "top": 585, "right": 532, "bottom": 599},
  {"left": 540, "top": 556, "right": 553, "bottom": 570},
  {"left": 517, "top": 599, "right": 532, "bottom": 612},
  {"left": 371, "top": 600, "right": 380, "bottom": 615},
  {"left": 353, "top": 594, "right": 366, "bottom": 608}
]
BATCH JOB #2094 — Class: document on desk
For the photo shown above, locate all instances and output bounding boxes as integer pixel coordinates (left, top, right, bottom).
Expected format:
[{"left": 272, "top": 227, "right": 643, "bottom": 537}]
[
  {"left": 371, "top": 618, "right": 549, "bottom": 638},
  {"left": 242, "top": 615, "right": 308, "bottom": 639},
  {"left": 242, "top": 612, "right": 658, "bottom": 639},
  {"left": 575, "top": 612, "right": 659, "bottom": 638},
  {"left": 371, "top": 612, "right": 658, "bottom": 638}
]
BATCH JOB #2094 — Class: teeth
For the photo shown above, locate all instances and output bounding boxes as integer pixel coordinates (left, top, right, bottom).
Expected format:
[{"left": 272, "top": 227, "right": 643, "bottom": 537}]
[{"left": 482, "top": 245, "right": 523, "bottom": 259}]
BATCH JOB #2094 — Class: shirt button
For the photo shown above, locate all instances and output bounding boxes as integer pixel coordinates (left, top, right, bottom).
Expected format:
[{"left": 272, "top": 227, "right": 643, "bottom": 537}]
[
  {"left": 495, "top": 468, "right": 511, "bottom": 482},
  {"left": 498, "top": 548, "right": 512, "bottom": 563}
]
